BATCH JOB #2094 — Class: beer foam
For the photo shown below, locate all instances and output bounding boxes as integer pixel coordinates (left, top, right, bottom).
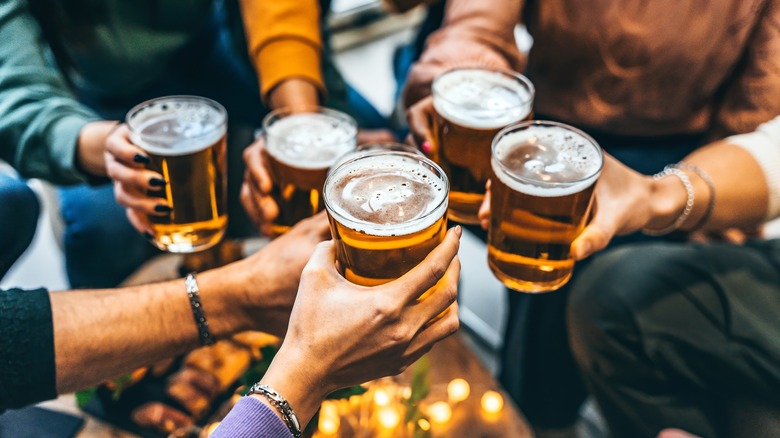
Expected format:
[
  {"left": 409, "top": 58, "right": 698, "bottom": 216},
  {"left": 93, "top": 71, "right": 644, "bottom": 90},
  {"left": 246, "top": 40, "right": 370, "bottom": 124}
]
[
  {"left": 265, "top": 113, "right": 357, "bottom": 169},
  {"left": 130, "top": 102, "right": 226, "bottom": 156},
  {"left": 433, "top": 69, "right": 533, "bottom": 129},
  {"left": 493, "top": 125, "right": 602, "bottom": 197},
  {"left": 325, "top": 154, "right": 448, "bottom": 236}
]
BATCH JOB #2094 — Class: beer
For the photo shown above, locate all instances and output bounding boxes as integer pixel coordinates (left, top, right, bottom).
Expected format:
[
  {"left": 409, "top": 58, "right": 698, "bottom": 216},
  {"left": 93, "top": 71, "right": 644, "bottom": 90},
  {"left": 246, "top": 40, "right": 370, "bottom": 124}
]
[
  {"left": 324, "top": 151, "right": 449, "bottom": 286},
  {"left": 127, "top": 96, "right": 228, "bottom": 253},
  {"left": 263, "top": 108, "right": 357, "bottom": 234},
  {"left": 432, "top": 68, "right": 534, "bottom": 224},
  {"left": 488, "top": 121, "right": 602, "bottom": 292}
]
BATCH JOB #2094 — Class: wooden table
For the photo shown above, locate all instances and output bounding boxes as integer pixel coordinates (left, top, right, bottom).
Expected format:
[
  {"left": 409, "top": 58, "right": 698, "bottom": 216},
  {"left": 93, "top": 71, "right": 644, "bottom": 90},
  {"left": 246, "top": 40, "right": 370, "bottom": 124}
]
[{"left": 42, "top": 241, "right": 533, "bottom": 437}]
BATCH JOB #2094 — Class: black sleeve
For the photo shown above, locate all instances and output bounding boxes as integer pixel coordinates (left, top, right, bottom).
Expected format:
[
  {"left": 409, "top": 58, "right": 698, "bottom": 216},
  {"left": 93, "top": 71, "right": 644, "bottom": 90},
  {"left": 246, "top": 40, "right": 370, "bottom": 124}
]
[{"left": 0, "top": 288, "right": 56, "bottom": 412}]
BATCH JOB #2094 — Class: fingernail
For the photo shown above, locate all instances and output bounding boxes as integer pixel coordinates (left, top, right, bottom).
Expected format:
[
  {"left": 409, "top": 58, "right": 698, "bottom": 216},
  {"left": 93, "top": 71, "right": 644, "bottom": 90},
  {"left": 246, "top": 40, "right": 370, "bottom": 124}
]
[
  {"left": 133, "top": 154, "right": 150, "bottom": 164},
  {"left": 149, "top": 177, "right": 166, "bottom": 187},
  {"left": 421, "top": 141, "right": 433, "bottom": 154},
  {"left": 143, "top": 231, "right": 153, "bottom": 240},
  {"left": 154, "top": 205, "right": 172, "bottom": 213}
]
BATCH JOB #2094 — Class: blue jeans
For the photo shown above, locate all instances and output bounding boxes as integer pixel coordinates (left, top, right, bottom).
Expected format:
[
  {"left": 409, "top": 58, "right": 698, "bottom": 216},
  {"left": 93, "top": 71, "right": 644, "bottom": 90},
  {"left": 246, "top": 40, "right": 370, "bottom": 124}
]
[{"left": 0, "top": 176, "right": 39, "bottom": 279}]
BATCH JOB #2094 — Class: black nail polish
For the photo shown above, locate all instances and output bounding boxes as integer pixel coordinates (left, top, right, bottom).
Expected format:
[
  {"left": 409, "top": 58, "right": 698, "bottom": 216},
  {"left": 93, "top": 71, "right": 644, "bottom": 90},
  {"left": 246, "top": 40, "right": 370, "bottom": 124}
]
[
  {"left": 149, "top": 177, "right": 166, "bottom": 187},
  {"left": 143, "top": 231, "right": 153, "bottom": 240},
  {"left": 133, "top": 154, "right": 151, "bottom": 164},
  {"left": 154, "top": 205, "right": 172, "bottom": 213}
]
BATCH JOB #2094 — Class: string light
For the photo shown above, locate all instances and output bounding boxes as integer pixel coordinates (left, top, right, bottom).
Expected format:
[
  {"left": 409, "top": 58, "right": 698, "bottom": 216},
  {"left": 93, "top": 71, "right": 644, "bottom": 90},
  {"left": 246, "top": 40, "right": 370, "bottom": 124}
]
[
  {"left": 447, "top": 378, "right": 470, "bottom": 403},
  {"left": 374, "top": 388, "right": 391, "bottom": 407},
  {"left": 319, "top": 401, "right": 340, "bottom": 435},
  {"left": 428, "top": 401, "right": 452, "bottom": 423},
  {"left": 377, "top": 406, "right": 401, "bottom": 429},
  {"left": 481, "top": 390, "right": 504, "bottom": 414}
]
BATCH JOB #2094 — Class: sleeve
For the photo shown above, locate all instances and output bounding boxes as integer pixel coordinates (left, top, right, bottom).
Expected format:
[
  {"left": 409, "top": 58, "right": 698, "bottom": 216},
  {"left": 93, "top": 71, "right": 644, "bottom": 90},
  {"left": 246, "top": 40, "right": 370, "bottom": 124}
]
[
  {"left": 0, "top": 288, "right": 56, "bottom": 412},
  {"left": 0, "top": 0, "right": 101, "bottom": 185},
  {"left": 211, "top": 396, "right": 293, "bottom": 438},
  {"left": 403, "top": 0, "right": 526, "bottom": 106},
  {"left": 239, "top": 0, "right": 325, "bottom": 103},
  {"left": 712, "top": 0, "right": 780, "bottom": 137},
  {"left": 727, "top": 115, "right": 780, "bottom": 221}
]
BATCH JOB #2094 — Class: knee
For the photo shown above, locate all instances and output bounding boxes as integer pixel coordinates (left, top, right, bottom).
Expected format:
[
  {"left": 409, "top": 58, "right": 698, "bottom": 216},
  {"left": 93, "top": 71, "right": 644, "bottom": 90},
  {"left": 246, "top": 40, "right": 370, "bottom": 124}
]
[
  {"left": 0, "top": 177, "right": 40, "bottom": 248},
  {"left": 567, "top": 244, "right": 691, "bottom": 374}
]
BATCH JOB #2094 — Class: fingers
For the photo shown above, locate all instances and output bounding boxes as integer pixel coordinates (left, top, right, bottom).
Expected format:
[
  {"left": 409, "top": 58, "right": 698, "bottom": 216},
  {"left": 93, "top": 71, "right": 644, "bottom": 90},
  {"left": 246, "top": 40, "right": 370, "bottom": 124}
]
[
  {"left": 393, "top": 226, "right": 462, "bottom": 302},
  {"left": 243, "top": 138, "right": 273, "bottom": 194},
  {"left": 406, "top": 96, "right": 436, "bottom": 150},
  {"left": 478, "top": 180, "right": 492, "bottom": 230},
  {"left": 413, "top": 254, "right": 460, "bottom": 318},
  {"left": 105, "top": 154, "right": 166, "bottom": 193},
  {"left": 570, "top": 202, "right": 616, "bottom": 260},
  {"left": 301, "top": 240, "right": 338, "bottom": 276},
  {"left": 293, "top": 210, "right": 331, "bottom": 240},
  {"left": 104, "top": 124, "right": 148, "bottom": 167},
  {"left": 405, "top": 301, "right": 460, "bottom": 360},
  {"left": 114, "top": 181, "right": 170, "bottom": 216}
]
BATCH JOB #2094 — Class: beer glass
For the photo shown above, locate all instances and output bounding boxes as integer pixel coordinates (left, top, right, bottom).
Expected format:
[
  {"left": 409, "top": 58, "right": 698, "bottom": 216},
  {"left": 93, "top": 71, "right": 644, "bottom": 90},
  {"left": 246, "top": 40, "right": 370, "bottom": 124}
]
[
  {"left": 127, "top": 96, "right": 227, "bottom": 253},
  {"left": 323, "top": 151, "right": 449, "bottom": 286},
  {"left": 432, "top": 67, "right": 534, "bottom": 225},
  {"left": 263, "top": 107, "right": 357, "bottom": 234},
  {"left": 488, "top": 121, "right": 603, "bottom": 293}
]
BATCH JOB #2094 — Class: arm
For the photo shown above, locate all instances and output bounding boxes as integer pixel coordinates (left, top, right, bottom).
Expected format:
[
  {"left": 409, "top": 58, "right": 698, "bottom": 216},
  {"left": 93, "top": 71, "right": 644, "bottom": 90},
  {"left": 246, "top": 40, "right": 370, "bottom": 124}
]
[
  {"left": 53, "top": 213, "right": 329, "bottom": 393},
  {"left": 0, "top": 0, "right": 107, "bottom": 184},
  {"left": 403, "top": 0, "right": 525, "bottom": 107},
  {"left": 569, "top": 117, "right": 778, "bottom": 259},
  {"left": 214, "top": 227, "right": 462, "bottom": 435},
  {"left": 239, "top": 0, "right": 323, "bottom": 108},
  {"left": 711, "top": 0, "right": 780, "bottom": 137}
]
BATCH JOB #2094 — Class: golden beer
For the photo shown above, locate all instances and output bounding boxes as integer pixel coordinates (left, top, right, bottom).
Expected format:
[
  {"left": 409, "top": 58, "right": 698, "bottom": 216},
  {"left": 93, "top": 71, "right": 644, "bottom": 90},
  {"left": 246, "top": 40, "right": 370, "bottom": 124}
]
[
  {"left": 127, "top": 96, "right": 228, "bottom": 253},
  {"left": 324, "top": 151, "right": 449, "bottom": 286},
  {"left": 488, "top": 121, "right": 602, "bottom": 292},
  {"left": 264, "top": 108, "right": 357, "bottom": 235},
  {"left": 432, "top": 68, "right": 534, "bottom": 224}
]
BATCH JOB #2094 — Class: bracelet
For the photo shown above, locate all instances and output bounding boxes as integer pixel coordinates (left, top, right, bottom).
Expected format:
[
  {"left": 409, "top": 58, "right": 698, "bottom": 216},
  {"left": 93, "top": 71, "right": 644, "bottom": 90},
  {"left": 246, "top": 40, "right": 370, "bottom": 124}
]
[
  {"left": 672, "top": 162, "right": 715, "bottom": 232},
  {"left": 642, "top": 167, "right": 695, "bottom": 236},
  {"left": 247, "top": 383, "right": 302, "bottom": 438},
  {"left": 184, "top": 272, "right": 215, "bottom": 346}
]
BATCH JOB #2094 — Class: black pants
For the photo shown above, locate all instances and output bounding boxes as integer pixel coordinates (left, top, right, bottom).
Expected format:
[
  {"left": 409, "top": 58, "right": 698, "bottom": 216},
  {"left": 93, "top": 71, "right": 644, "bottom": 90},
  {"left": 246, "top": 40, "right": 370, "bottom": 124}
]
[{"left": 567, "top": 240, "right": 780, "bottom": 437}]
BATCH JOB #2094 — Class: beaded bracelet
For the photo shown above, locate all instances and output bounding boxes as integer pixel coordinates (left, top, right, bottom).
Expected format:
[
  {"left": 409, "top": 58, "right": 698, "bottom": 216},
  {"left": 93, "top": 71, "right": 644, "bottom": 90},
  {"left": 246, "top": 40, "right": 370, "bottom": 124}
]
[
  {"left": 184, "top": 272, "right": 215, "bottom": 346},
  {"left": 672, "top": 162, "right": 715, "bottom": 232},
  {"left": 642, "top": 167, "right": 695, "bottom": 236},
  {"left": 247, "top": 383, "right": 302, "bottom": 438}
]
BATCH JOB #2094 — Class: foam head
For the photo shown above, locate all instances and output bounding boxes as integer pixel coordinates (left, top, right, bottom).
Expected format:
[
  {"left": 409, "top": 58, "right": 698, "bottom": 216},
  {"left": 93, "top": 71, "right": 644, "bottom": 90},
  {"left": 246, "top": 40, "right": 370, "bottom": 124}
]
[
  {"left": 265, "top": 112, "right": 357, "bottom": 169},
  {"left": 325, "top": 152, "right": 448, "bottom": 236},
  {"left": 492, "top": 122, "right": 602, "bottom": 197},
  {"left": 433, "top": 69, "right": 534, "bottom": 129},
  {"left": 127, "top": 96, "right": 226, "bottom": 156}
]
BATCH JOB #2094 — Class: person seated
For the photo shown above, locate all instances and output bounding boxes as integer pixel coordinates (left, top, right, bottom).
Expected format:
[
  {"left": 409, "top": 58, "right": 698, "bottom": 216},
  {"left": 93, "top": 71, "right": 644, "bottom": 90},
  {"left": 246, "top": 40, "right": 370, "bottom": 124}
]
[
  {"left": 402, "top": 0, "right": 780, "bottom": 431},
  {"left": 561, "top": 115, "right": 780, "bottom": 437},
  {"left": 0, "top": 213, "right": 463, "bottom": 438}
]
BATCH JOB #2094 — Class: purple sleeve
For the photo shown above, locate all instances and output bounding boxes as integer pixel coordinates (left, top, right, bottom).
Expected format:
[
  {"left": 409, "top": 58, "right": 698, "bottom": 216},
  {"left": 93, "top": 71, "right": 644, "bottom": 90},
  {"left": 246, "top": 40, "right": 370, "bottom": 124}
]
[{"left": 211, "top": 396, "right": 293, "bottom": 438}]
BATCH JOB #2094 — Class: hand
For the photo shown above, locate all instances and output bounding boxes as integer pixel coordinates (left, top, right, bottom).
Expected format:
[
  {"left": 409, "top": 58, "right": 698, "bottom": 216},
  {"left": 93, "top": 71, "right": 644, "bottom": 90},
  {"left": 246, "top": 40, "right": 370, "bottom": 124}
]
[
  {"left": 240, "top": 136, "right": 278, "bottom": 235},
  {"left": 570, "top": 154, "right": 656, "bottom": 260},
  {"left": 104, "top": 124, "right": 169, "bottom": 236},
  {"left": 223, "top": 211, "right": 331, "bottom": 337},
  {"left": 478, "top": 179, "right": 492, "bottom": 230},
  {"left": 259, "top": 226, "right": 462, "bottom": 426},
  {"left": 406, "top": 95, "right": 436, "bottom": 152}
]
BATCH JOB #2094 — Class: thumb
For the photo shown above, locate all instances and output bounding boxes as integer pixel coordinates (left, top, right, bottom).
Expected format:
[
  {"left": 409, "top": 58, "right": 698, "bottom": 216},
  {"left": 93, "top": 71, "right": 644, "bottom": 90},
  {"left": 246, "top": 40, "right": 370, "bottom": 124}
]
[
  {"left": 304, "top": 240, "right": 337, "bottom": 271},
  {"left": 570, "top": 217, "right": 616, "bottom": 261}
]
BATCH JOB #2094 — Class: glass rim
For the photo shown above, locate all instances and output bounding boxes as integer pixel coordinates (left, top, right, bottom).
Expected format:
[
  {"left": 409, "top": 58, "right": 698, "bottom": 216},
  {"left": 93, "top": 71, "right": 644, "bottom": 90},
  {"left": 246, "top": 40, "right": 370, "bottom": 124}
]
[
  {"left": 432, "top": 66, "right": 536, "bottom": 112},
  {"left": 323, "top": 150, "right": 450, "bottom": 234},
  {"left": 491, "top": 120, "right": 604, "bottom": 188},
  {"left": 126, "top": 95, "right": 227, "bottom": 143},
  {"left": 262, "top": 105, "right": 358, "bottom": 146}
]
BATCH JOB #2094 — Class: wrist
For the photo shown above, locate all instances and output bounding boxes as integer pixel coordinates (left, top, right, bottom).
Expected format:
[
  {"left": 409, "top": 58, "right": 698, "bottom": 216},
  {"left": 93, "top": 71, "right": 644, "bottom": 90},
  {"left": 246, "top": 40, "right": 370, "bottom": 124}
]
[
  {"left": 268, "top": 79, "right": 320, "bottom": 110},
  {"left": 647, "top": 172, "right": 688, "bottom": 230},
  {"left": 77, "top": 121, "right": 117, "bottom": 177},
  {"left": 194, "top": 267, "right": 254, "bottom": 337}
]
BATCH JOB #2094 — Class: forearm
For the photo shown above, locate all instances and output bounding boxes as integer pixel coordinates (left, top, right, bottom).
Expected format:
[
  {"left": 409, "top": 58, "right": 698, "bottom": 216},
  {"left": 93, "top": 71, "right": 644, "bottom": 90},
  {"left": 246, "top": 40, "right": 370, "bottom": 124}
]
[
  {"left": 268, "top": 78, "right": 320, "bottom": 110},
  {"left": 50, "top": 268, "right": 255, "bottom": 394}
]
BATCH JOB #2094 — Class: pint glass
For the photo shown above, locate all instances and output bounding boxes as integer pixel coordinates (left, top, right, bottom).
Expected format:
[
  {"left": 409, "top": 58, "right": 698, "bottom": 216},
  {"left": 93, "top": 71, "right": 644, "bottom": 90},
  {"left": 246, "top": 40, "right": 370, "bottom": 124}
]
[
  {"left": 432, "top": 67, "right": 534, "bottom": 225},
  {"left": 127, "top": 96, "right": 227, "bottom": 253},
  {"left": 323, "top": 151, "right": 449, "bottom": 286},
  {"left": 263, "top": 107, "right": 357, "bottom": 234},
  {"left": 488, "top": 121, "right": 603, "bottom": 293}
]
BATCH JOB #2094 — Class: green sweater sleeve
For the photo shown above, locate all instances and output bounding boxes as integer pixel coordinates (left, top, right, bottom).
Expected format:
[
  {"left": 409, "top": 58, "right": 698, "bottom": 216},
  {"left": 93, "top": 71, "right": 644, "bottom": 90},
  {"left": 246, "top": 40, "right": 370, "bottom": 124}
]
[{"left": 0, "top": 0, "right": 101, "bottom": 185}]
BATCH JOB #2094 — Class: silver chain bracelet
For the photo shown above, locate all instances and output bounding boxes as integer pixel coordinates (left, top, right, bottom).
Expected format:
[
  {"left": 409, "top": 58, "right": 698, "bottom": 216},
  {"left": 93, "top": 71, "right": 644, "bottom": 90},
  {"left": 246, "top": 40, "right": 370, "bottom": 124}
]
[
  {"left": 642, "top": 167, "right": 695, "bottom": 236},
  {"left": 247, "top": 383, "right": 302, "bottom": 438}
]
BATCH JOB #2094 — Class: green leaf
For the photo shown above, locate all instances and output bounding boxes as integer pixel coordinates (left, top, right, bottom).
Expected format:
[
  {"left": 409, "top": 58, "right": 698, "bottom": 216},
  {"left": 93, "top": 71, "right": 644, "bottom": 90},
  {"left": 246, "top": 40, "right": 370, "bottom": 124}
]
[
  {"left": 403, "top": 355, "right": 431, "bottom": 423},
  {"left": 327, "top": 385, "right": 367, "bottom": 400},
  {"left": 75, "top": 387, "right": 97, "bottom": 409}
]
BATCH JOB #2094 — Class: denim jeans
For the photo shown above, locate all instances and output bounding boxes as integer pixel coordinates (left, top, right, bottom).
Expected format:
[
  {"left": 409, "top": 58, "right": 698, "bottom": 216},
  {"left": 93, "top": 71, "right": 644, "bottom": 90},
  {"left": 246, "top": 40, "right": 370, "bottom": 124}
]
[{"left": 0, "top": 175, "right": 39, "bottom": 279}]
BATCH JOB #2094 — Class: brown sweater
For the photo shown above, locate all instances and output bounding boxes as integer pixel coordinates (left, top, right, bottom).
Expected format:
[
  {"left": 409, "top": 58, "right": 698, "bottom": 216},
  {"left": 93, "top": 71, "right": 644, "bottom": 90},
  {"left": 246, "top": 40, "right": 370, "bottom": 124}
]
[{"left": 406, "top": 0, "right": 780, "bottom": 137}]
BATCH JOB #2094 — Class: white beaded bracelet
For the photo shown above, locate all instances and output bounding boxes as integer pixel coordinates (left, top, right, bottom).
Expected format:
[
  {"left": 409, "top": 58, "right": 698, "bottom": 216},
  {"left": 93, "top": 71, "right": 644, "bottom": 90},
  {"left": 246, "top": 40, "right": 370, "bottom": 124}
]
[{"left": 642, "top": 167, "right": 695, "bottom": 236}]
